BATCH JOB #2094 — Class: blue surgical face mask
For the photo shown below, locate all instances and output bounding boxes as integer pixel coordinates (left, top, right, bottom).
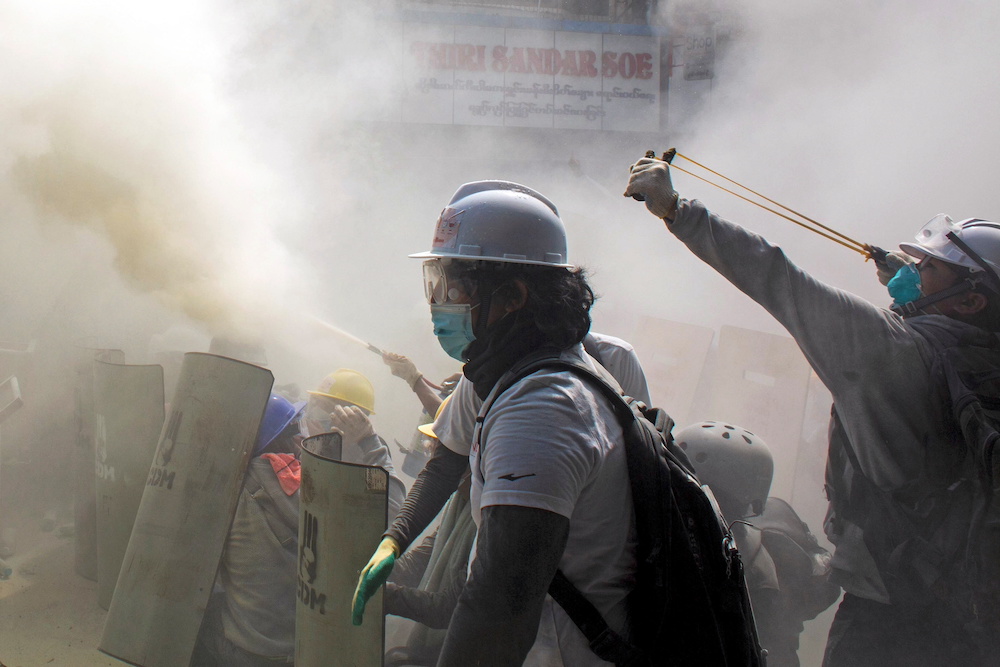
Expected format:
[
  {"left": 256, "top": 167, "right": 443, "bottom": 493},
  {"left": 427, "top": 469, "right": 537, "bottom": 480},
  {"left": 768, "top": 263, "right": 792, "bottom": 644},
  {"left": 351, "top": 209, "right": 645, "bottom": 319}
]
[
  {"left": 887, "top": 262, "right": 922, "bottom": 307},
  {"left": 430, "top": 304, "right": 476, "bottom": 361}
]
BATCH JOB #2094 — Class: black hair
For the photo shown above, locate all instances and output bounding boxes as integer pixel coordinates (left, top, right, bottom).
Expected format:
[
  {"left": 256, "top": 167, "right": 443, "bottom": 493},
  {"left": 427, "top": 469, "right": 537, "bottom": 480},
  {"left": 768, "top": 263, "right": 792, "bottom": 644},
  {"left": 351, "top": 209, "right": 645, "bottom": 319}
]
[
  {"left": 968, "top": 286, "right": 1000, "bottom": 332},
  {"left": 467, "top": 262, "right": 596, "bottom": 348}
]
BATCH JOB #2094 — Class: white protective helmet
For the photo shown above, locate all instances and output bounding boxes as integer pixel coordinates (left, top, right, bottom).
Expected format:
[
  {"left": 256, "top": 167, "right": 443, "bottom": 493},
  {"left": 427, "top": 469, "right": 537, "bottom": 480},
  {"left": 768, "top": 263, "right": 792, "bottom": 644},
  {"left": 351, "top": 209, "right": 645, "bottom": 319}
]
[
  {"left": 674, "top": 421, "right": 774, "bottom": 518},
  {"left": 409, "top": 181, "right": 571, "bottom": 268},
  {"left": 899, "top": 214, "right": 1000, "bottom": 292}
]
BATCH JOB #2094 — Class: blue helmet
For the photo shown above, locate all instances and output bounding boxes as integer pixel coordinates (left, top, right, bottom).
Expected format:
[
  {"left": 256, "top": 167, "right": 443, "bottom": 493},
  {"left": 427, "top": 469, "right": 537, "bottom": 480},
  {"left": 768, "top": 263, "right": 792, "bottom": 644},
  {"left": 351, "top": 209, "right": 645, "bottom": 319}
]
[{"left": 254, "top": 393, "right": 306, "bottom": 456}]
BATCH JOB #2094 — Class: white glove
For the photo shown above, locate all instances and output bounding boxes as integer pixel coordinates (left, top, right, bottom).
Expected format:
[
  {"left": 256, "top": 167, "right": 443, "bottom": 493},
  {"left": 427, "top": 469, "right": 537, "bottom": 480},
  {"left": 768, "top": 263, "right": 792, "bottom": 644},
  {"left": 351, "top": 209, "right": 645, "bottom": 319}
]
[
  {"left": 876, "top": 251, "right": 913, "bottom": 286},
  {"left": 624, "top": 157, "right": 679, "bottom": 219},
  {"left": 328, "top": 405, "right": 375, "bottom": 444},
  {"left": 382, "top": 352, "right": 422, "bottom": 388}
]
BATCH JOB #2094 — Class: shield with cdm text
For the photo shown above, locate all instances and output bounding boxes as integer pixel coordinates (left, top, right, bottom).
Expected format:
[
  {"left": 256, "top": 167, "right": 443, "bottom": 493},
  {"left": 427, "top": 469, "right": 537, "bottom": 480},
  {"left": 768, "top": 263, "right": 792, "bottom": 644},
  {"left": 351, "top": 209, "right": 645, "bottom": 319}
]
[
  {"left": 99, "top": 352, "right": 273, "bottom": 667},
  {"left": 297, "top": 433, "right": 387, "bottom": 667}
]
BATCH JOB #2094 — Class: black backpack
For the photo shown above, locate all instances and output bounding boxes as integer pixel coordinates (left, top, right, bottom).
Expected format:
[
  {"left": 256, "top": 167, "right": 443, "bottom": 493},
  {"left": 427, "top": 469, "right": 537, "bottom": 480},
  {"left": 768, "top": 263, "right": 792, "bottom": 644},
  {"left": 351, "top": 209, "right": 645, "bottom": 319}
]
[{"left": 480, "top": 352, "right": 766, "bottom": 667}]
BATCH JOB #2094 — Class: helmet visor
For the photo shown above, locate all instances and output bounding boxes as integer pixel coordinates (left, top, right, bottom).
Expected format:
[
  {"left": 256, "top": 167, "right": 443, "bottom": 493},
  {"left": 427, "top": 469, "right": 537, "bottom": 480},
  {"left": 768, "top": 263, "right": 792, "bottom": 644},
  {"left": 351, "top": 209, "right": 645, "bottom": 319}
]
[
  {"left": 900, "top": 214, "right": 968, "bottom": 266},
  {"left": 303, "top": 401, "right": 334, "bottom": 433}
]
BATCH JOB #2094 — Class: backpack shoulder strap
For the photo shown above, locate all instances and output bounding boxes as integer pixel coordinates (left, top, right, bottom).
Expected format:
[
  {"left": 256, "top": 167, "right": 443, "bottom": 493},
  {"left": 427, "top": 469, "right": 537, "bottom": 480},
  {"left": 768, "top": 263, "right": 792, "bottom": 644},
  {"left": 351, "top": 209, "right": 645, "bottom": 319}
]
[
  {"left": 548, "top": 570, "right": 648, "bottom": 667},
  {"left": 476, "top": 352, "right": 656, "bottom": 666},
  {"left": 475, "top": 350, "right": 636, "bottom": 454},
  {"left": 482, "top": 352, "right": 632, "bottom": 423}
]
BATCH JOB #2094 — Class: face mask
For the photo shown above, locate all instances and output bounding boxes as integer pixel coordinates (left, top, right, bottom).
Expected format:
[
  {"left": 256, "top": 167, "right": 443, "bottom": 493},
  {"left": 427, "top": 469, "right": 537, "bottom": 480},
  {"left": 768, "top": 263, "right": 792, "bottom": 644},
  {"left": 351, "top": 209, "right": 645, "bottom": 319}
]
[
  {"left": 887, "top": 262, "right": 922, "bottom": 307},
  {"left": 430, "top": 304, "right": 476, "bottom": 361}
]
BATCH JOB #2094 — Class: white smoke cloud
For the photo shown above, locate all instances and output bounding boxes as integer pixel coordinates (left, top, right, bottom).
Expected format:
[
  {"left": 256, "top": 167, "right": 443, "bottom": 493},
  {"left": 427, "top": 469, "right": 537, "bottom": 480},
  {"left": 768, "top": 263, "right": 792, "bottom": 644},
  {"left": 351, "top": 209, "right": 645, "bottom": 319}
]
[
  {"left": 3, "top": 0, "right": 998, "bottom": 447},
  {"left": 3, "top": 0, "right": 1000, "bottom": 661},
  {"left": 0, "top": 0, "right": 307, "bottom": 345},
  {"left": 659, "top": 0, "right": 1000, "bottom": 304}
]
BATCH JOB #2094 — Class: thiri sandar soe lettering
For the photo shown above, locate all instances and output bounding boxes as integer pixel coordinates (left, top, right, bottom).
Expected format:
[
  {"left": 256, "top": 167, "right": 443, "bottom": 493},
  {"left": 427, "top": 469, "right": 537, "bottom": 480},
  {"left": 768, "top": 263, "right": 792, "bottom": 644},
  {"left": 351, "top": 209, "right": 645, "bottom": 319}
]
[{"left": 410, "top": 41, "right": 655, "bottom": 80}]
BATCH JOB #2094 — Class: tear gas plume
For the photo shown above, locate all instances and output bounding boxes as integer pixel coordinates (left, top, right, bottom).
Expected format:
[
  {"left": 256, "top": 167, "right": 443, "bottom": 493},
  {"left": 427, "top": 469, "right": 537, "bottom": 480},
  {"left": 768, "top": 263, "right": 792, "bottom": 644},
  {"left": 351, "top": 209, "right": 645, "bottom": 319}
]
[{"left": 1, "top": 1, "right": 311, "bottom": 349}]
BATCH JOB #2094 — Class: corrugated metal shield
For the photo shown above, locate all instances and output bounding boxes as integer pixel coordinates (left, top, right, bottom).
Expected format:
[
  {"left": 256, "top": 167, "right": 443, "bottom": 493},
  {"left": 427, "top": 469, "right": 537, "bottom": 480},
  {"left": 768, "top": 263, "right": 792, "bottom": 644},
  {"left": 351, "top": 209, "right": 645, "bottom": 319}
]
[
  {"left": 697, "top": 325, "right": 813, "bottom": 500},
  {"left": 297, "top": 433, "right": 386, "bottom": 666},
  {"left": 93, "top": 360, "right": 165, "bottom": 610},
  {"left": 99, "top": 352, "right": 273, "bottom": 667}
]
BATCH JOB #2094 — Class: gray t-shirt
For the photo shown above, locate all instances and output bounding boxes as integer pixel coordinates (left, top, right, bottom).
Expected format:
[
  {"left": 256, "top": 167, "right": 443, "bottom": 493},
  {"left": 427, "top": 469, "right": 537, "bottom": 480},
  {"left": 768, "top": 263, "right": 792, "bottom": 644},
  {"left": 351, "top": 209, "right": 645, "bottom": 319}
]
[{"left": 470, "top": 343, "right": 636, "bottom": 667}]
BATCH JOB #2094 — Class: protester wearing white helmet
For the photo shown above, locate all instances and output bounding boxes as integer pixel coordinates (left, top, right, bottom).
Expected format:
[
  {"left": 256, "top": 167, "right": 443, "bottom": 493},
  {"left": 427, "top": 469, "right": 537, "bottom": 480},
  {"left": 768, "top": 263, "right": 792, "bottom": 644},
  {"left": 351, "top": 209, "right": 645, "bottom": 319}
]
[
  {"left": 675, "top": 422, "right": 839, "bottom": 667},
  {"left": 675, "top": 421, "right": 773, "bottom": 521},
  {"left": 353, "top": 181, "right": 639, "bottom": 666},
  {"left": 626, "top": 158, "right": 1000, "bottom": 666},
  {"left": 887, "top": 215, "right": 1000, "bottom": 320}
]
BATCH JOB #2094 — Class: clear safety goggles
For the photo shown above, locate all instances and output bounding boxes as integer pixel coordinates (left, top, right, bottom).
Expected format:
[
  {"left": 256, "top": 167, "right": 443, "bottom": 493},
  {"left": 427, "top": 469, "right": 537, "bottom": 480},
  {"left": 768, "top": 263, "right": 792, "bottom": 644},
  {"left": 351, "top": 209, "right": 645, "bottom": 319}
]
[{"left": 422, "top": 259, "right": 476, "bottom": 305}]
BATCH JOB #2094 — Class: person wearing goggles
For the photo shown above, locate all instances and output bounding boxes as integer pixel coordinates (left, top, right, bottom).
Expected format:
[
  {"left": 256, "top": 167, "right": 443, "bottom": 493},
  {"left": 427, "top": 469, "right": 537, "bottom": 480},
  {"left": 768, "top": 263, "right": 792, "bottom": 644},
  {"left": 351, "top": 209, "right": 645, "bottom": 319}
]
[{"left": 354, "top": 181, "right": 641, "bottom": 667}]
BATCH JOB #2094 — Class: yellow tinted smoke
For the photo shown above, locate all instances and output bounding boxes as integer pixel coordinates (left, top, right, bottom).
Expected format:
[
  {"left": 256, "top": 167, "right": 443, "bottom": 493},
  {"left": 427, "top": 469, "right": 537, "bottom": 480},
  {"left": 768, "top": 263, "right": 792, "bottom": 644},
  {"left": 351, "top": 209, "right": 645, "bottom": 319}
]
[{"left": 13, "top": 146, "right": 238, "bottom": 330}]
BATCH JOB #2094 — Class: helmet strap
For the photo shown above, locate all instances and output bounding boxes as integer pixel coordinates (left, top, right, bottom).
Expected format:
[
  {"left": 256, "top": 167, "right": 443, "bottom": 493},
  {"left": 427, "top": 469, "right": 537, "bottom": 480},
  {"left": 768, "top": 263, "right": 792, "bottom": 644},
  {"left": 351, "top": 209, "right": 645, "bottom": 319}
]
[
  {"left": 945, "top": 231, "right": 1000, "bottom": 294},
  {"left": 890, "top": 277, "right": 978, "bottom": 317}
]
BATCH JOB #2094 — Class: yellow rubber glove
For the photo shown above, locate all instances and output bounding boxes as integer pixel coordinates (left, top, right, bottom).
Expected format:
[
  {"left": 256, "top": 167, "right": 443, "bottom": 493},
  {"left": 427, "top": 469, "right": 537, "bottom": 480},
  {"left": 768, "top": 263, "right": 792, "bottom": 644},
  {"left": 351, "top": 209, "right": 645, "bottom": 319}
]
[{"left": 352, "top": 536, "right": 400, "bottom": 625}]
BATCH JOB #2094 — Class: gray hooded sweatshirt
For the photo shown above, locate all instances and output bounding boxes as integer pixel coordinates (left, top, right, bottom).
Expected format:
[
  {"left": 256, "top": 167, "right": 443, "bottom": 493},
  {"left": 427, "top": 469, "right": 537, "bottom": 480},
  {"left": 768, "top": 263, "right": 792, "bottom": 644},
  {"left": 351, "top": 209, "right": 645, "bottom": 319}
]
[{"left": 668, "top": 198, "right": 970, "bottom": 603}]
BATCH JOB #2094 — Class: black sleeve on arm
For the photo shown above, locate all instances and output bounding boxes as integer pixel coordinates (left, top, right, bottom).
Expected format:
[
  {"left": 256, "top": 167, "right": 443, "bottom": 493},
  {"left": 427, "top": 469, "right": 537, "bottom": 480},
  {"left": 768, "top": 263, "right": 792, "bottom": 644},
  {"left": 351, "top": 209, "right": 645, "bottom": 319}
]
[
  {"left": 436, "top": 505, "right": 570, "bottom": 667},
  {"left": 385, "top": 443, "right": 468, "bottom": 552},
  {"left": 387, "top": 532, "right": 436, "bottom": 589},
  {"left": 383, "top": 566, "right": 464, "bottom": 629}
]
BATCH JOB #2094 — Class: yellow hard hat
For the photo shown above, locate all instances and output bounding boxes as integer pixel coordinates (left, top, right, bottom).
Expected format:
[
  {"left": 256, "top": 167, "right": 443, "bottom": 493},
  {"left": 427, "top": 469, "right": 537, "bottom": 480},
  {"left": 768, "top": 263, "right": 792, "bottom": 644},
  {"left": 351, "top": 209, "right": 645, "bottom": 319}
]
[
  {"left": 308, "top": 369, "right": 376, "bottom": 414},
  {"left": 417, "top": 395, "right": 451, "bottom": 439}
]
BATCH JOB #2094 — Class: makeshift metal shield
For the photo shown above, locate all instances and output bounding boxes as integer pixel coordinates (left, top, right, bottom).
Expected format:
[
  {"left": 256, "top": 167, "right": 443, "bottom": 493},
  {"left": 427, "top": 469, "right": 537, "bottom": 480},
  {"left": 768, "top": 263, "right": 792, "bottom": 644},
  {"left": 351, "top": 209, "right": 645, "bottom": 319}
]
[
  {"left": 99, "top": 352, "right": 273, "bottom": 667},
  {"left": 93, "top": 360, "right": 165, "bottom": 610},
  {"left": 698, "top": 325, "right": 812, "bottom": 500},
  {"left": 75, "top": 346, "right": 124, "bottom": 581},
  {"left": 297, "top": 433, "right": 387, "bottom": 667},
  {"left": 630, "top": 316, "right": 714, "bottom": 429}
]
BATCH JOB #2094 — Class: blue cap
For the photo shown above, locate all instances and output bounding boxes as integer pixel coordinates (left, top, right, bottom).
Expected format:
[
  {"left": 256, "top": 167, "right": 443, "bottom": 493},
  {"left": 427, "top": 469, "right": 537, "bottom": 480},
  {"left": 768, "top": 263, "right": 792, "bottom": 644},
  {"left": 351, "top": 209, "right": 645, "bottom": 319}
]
[{"left": 254, "top": 393, "right": 306, "bottom": 456}]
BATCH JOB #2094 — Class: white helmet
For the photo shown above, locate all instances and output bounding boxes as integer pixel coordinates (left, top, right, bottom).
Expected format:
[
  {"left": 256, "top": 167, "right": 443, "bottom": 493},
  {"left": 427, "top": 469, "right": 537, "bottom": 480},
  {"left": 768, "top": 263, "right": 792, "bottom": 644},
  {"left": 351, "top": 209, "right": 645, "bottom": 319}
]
[
  {"left": 674, "top": 421, "right": 773, "bottom": 518},
  {"left": 409, "top": 181, "right": 571, "bottom": 268},
  {"left": 900, "top": 214, "right": 1000, "bottom": 291}
]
